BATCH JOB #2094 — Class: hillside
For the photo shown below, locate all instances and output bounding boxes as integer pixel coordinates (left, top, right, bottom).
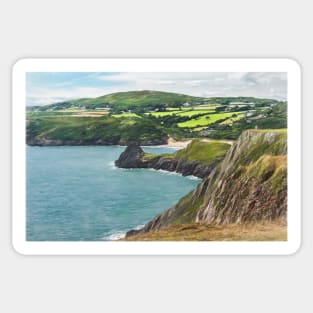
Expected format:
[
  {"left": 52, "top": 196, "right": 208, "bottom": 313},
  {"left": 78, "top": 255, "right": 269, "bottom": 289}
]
[
  {"left": 26, "top": 115, "right": 168, "bottom": 146},
  {"left": 125, "top": 129, "right": 287, "bottom": 238},
  {"left": 34, "top": 90, "right": 208, "bottom": 113},
  {"left": 115, "top": 140, "right": 231, "bottom": 178},
  {"left": 30, "top": 90, "right": 280, "bottom": 113},
  {"left": 26, "top": 91, "right": 286, "bottom": 145}
]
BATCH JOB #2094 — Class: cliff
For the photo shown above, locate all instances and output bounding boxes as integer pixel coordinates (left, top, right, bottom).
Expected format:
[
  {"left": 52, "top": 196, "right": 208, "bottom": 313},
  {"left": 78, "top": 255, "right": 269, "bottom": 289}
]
[
  {"left": 126, "top": 129, "right": 287, "bottom": 237},
  {"left": 115, "top": 140, "right": 231, "bottom": 178}
]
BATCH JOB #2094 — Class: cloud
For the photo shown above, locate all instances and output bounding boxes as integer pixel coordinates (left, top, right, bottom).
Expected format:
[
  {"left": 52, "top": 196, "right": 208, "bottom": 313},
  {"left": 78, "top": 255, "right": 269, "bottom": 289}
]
[
  {"left": 26, "top": 72, "right": 287, "bottom": 106},
  {"left": 156, "top": 80, "right": 176, "bottom": 85}
]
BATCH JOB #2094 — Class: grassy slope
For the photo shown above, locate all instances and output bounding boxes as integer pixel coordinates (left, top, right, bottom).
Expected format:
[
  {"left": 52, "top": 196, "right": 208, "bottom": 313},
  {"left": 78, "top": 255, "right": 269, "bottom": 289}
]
[
  {"left": 177, "top": 111, "right": 245, "bottom": 128},
  {"left": 27, "top": 115, "right": 167, "bottom": 143},
  {"left": 133, "top": 129, "right": 288, "bottom": 235},
  {"left": 174, "top": 140, "right": 230, "bottom": 164},
  {"left": 208, "top": 102, "right": 287, "bottom": 139},
  {"left": 143, "top": 140, "right": 231, "bottom": 165},
  {"left": 35, "top": 90, "right": 279, "bottom": 112},
  {"left": 38, "top": 90, "right": 208, "bottom": 112},
  {"left": 27, "top": 94, "right": 286, "bottom": 145},
  {"left": 123, "top": 220, "right": 287, "bottom": 241},
  {"left": 198, "top": 130, "right": 287, "bottom": 222}
]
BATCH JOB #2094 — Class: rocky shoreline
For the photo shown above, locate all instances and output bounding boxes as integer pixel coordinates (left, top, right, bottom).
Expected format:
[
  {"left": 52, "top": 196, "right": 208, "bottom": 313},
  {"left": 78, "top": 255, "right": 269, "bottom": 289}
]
[
  {"left": 120, "top": 130, "right": 288, "bottom": 238},
  {"left": 115, "top": 143, "right": 218, "bottom": 179}
]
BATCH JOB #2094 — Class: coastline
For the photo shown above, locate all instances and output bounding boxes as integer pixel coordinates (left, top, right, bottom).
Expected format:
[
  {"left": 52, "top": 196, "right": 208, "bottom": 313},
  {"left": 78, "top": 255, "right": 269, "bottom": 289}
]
[
  {"left": 160, "top": 137, "right": 235, "bottom": 148},
  {"left": 160, "top": 137, "right": 191, "bottom": 148}
]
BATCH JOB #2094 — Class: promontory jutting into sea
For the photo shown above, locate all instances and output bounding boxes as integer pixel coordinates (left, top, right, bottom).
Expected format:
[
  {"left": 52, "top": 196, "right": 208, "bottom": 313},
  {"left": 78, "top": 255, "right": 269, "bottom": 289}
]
[{"left": 26, "top": 80, "right": 288, "bottom": 241}]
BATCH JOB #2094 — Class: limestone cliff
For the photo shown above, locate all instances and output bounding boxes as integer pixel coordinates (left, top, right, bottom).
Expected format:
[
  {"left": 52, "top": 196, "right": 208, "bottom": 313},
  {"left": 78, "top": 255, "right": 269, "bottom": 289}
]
[
  {"left": 126, "top": 129, "right": 287, "bottom": 236},
  {"left": 115, "top": 140, "right": 230, "bottom": 178}
]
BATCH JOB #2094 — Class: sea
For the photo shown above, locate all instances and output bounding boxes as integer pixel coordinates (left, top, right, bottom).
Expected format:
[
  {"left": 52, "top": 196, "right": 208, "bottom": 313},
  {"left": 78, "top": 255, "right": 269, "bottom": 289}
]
[{"left": 26, "top": 146, "right": 200, "bottom": 241}]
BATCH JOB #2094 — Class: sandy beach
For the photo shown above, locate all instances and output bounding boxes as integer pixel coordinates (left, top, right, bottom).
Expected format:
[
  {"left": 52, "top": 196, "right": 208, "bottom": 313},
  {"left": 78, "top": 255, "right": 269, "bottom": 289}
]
[
  {"left": 160, "top": 137, "right": 192, "bottom": 148},
  {"left": 161, "top": 137, "right": 234, "bottom": 148}
]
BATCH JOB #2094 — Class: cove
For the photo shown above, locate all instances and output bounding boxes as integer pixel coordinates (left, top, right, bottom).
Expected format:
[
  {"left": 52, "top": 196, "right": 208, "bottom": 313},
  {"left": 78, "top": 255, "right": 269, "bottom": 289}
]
[{"left": 26, "top": 146, "right": 200, "bottom": 241}]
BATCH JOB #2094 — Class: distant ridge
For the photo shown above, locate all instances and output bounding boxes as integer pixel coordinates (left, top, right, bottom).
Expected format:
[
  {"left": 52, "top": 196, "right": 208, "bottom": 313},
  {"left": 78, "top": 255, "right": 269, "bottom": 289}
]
[{"left": 30, "top": 90, "right": 279, "bottom": 112}]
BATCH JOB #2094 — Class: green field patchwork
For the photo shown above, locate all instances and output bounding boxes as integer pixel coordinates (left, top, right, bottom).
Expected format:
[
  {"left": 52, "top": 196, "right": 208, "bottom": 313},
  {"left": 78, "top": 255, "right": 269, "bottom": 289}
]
[
  {"left": 147, "top": 108, "right": 216, "bottom": 118},
  {"left": 220, "top": 113, "right": 246, "bottom": 125},
  {"left": 177, "top": 112, "right": 244, "bottom": 128},
  {"left": 176, "top": 109, "right": 216, "bottom": 117},
  {"left": 147, "top": 110, "right": 183, "bottom": 117}
]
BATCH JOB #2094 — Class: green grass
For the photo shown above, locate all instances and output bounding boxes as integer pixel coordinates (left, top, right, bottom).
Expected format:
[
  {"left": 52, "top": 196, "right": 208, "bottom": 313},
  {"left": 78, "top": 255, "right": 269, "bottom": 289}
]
[
  {"left": 147, "top": 110, "right": 184, "bottom": 117},
  {"left": 249, "top": 128, "right": 287, "bottom": 133},
  {"left": 220, "top": 113, "right": 245, "bottom": 125},
  {"left": 174, "top": 140, "right": 231, "bottom": 164},
  {"left": 112, "top": 113, "right": 141, "bottom": 118},
  {"left": 237, "top": 130, "right": 287, "bottom": 166},
  {"left": 38, "top": 90, "right": 208, "bottom": 112},
  {"left": 245, "top": 155, "right": 287, "bottom": 192},
  {"left": 148, "top": 108, "right": 216, "bottom": 118},
  {"left": 193, "top": 105, "right": 219, "bottom": 110},
  {"left": 27, "top": 115, "right": 167, "bottom": 143},
  {"left": 177, "top": 112, "right": 243, "bottom": 128},
  {"left": 176, "top": 109, "right": 216, "bottom": 117},
  {"left": 28, "top": 94, "right": 286, "bottom": 143},
  {"left": 143, "top": 139, "right": 231, "bottom": 166}
]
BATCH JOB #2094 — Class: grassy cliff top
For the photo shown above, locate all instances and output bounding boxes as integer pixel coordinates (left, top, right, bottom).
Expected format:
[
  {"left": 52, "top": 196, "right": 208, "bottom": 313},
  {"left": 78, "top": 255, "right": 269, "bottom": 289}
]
[
  {"left": 248, "top": 128, "right": 287, "bottom": 134},
  {"left": 137, "top": 129, "right": 288, "bottom": 232},
  {"left": 144, "top": 139, "right": 231, "bottom": 165},
  {"left": 174, "top": 140, "right": 231, "bottom": 164}
]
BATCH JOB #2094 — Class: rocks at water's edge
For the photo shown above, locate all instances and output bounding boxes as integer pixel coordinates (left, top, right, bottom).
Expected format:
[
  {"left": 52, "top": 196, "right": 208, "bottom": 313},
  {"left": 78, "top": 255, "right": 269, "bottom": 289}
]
[
  {"left": 115, "top": 143, "right": 217, "bottom": 179},
  {"left": 115, "top": 143, "right": 145, "bottom": 168},
  {"left": 124, "top": 130, "right": 288, "bottom": 237}
]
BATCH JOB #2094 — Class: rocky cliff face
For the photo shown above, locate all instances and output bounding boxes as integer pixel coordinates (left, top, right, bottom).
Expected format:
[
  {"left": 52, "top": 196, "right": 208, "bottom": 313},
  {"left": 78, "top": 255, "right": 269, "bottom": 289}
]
[
  {"left": 115, "top": 144, "right": 146, "bottom": 168},
  {"left": 126, "top": 130, "right": 287, "bottom": 236},
  {"left": 115, "top": 143, "right": 221, "bottom": 179}
]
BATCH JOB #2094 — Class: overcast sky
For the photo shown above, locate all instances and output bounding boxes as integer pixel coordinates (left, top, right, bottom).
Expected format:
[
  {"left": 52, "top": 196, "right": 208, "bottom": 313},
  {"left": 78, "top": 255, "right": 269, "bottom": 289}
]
[{"left": 26, "top": 72, "right": 287, "bottom": 106}]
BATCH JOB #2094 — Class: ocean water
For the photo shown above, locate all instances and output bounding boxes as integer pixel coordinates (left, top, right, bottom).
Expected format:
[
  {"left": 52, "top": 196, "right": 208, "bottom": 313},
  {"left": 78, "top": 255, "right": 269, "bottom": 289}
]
[{"left": 26, "top": 146, "right": 200, "bottom": 241}]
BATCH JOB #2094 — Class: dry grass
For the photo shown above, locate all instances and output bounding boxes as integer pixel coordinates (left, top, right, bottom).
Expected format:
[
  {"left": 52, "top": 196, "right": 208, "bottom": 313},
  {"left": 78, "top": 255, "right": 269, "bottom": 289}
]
[{"left": 122, "top": 219, "right": 287, "bottom": 241}]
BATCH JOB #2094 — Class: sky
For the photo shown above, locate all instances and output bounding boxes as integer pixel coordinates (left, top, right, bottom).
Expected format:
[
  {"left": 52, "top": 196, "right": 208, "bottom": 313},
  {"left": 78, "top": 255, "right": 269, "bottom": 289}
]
[{"left": 26, "top": 72, "right": 287, "bottom": 106}]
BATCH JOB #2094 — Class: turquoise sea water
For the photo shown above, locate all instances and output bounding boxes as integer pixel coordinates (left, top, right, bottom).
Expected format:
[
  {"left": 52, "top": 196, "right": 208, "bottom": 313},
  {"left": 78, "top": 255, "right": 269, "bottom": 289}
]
[{"left": 26, "top": 146, "right": 200, "bottom": 241}]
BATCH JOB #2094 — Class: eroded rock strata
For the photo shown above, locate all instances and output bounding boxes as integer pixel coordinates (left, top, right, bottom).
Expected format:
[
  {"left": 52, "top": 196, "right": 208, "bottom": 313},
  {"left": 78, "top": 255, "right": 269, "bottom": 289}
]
[
  {"left": 115, "top": 143, "right": 223, "bottom": 179},
  {"left": 123, "top": 130, "right": 287, "bottom": 237}
]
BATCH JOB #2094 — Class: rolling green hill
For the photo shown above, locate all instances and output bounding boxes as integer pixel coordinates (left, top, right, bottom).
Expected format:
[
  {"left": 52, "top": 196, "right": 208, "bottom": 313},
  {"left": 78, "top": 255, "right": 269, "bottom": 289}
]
[
  {"left": 26, "top": 115, "right": 168, "bottom": 146},
  {"left": 27, "top": 90, "right": 286, "bottom": 144},
  {"left": 31, "top": 90, "right": 280, "bottom": 113},
  {"left": 34, "top": 90, "right": 208, "bottom": 113}
]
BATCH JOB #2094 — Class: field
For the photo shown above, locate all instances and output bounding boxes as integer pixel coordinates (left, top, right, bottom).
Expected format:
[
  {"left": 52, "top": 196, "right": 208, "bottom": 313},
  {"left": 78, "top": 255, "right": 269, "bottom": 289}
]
[
  {"left": 220, "top": 113, "right": 246, "bottom": 125},
  {"left": 144, "top": 102, "right": 270, "bottom": 132},
  {"left": 177, "top": 112, "right": 245, "bottom": 128},
  {"left": 27, "top": 91, "right": 287, "bottom": 142},
  {"left": 173, "top": 140, "right": 230, "bottom": 164},
  {"left": 26, "top": 114, "right": 167, "bottom": 144},
  {"left": 27, "top": 109, "right": 110, "bottom": 118}
]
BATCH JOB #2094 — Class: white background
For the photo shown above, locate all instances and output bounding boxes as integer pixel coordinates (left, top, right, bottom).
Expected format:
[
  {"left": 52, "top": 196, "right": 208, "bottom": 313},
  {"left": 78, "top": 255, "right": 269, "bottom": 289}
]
[{"left": 0, "top": 0, "right": 311, "bottom": 312}]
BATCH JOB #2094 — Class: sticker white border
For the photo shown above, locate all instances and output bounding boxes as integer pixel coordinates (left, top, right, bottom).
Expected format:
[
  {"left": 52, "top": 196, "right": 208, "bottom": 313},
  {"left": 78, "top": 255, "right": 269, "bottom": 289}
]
[{"left": 12, "top": 58, "right": 301, "bottom": 255}]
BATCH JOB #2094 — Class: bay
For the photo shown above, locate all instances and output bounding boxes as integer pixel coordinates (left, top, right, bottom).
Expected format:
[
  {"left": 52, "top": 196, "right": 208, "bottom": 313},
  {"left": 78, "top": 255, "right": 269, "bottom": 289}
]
[{"left": 26, "top": 146, "right": 200, "bottom": 241}]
